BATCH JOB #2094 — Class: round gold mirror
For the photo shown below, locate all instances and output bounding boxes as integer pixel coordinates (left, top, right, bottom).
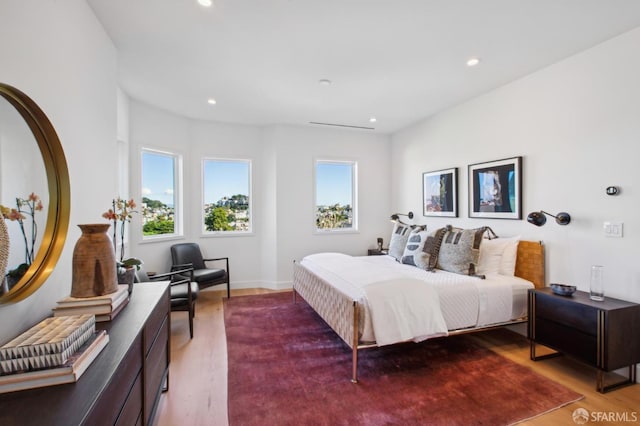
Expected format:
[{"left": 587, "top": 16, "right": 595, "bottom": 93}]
[{"left": 0, "top": 83, "right": 70, "bottom": 304}]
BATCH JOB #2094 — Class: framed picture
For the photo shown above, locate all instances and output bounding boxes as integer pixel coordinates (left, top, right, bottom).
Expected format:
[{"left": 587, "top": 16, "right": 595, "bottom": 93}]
[
  {"left": 468, "top": 156, "right": 522, "bottom": 219},
  {"left": 422, "top": 168, "right": 458, "bottom": 217}
]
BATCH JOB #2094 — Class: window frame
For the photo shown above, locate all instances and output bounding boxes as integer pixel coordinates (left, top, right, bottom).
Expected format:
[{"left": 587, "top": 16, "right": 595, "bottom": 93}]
[
  {"left": 140, "top": 147, "right": 183, "bottom": 241},
  {"left": 313, "top": 158, "right": 358, "bottom": 234},
  {"left": 201, "top": 157, "right": 253, "bottom": 236}
]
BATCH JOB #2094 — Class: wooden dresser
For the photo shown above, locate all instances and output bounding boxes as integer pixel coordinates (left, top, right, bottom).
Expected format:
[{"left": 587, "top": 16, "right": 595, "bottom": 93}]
[{"left": 0, "top": 282, "right": 171, "bottom": 425}]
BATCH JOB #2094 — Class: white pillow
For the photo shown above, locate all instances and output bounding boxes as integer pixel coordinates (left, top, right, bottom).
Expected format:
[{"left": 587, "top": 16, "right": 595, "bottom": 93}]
[
  {"left": 476, "top": 236, "right": 520, "bottom": 276},
  {"left": 499, "top": 236, "right": 520, "bottom": 276}
]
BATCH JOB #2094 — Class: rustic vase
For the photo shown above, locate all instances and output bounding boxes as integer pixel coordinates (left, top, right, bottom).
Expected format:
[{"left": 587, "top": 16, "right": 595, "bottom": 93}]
[
  {"left": 71, "top": 223, "right": 118, "bottom": 298},
  {"left": 0, "top": 219, "right": 9, "bottom": 294}
]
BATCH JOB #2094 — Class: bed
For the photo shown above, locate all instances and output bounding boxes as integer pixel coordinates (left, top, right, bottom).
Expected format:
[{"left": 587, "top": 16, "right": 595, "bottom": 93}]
[{"left": 292, "top": 240, "right": 544, "bottom": 382}]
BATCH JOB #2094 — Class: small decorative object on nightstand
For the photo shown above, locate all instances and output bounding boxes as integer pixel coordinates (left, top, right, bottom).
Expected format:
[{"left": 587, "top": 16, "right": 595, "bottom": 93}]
[
  {"left": 590, "top": 265, "right": 605, "bottom": 301},
  {"left": 549, "top": 283, "right": 576, "bottom": 296},
  {"left": 368, "top": 248, "right": 388, "bottom": 256},
  {"left": 528, "top": 287, "right": 640, "bottom": 393}
]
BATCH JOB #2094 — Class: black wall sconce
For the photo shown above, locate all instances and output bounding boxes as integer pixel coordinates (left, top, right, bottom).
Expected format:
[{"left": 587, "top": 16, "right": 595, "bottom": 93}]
[
  {"left": 527, "top": 210, "right": 571, "bottom": 226},
  {"left": 390, "top": 211, "right": 414, "bottom": 222}
]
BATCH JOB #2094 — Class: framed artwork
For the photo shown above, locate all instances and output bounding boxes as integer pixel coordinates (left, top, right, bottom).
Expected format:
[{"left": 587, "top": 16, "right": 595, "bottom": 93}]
[
  {"left": 422, "top": 168, "right": 458, "bottom": 217},
  {"left": 468, "top": 156, "right": 522, "bottom": 219}
]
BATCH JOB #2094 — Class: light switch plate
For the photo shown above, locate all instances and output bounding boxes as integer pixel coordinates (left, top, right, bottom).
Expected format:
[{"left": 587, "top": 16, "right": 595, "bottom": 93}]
[{"left": 604, "top": 221, "right": 623, "bottom": 238}]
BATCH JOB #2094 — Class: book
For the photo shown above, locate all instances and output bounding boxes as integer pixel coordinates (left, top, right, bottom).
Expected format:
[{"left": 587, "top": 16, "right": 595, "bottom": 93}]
[
  {"left": 0, "top": 330, "right": 109, "bottom": 394},
  {"left": 53, "top": 291, "right": 128, "bottom": 317},
  {"left": 0, "top": 314, "right": 96, "bottom": 374},
  {"left": 95, "top": 297, "right": 129, "bottom": 322},
  {"left": 0, "top": 327, "right": 95, "bottom": 374},
  {"left": 55, "top": 285, "right": 128, "bottom": 308}
]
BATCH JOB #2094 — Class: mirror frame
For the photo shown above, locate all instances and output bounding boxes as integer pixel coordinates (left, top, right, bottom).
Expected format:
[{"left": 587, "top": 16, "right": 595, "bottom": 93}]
[{"left": 0, "top": 82, "right": 70, "bottom": 304}]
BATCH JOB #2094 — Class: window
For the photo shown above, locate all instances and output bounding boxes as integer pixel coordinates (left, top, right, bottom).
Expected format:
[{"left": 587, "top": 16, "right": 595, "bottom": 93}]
[
  {"left": 315, "top": 160, "right": 357, "bottom": 231},
  {"left": 202, "top": 159, "right": 251, "bottom": 234},
  {"left": 141, "top": 149, "right": 181, "bottom": 238}
]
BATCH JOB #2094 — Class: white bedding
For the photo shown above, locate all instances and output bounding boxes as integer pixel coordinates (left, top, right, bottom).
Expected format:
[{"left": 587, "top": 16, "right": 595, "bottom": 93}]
[{"left": 299, "top": 253, "right": 534, "bottom": 345}]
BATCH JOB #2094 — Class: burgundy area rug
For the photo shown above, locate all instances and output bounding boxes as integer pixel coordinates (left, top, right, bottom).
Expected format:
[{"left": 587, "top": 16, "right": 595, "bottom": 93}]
[{"left": 225, "top": 292, "right": 582, "bottom": 426}]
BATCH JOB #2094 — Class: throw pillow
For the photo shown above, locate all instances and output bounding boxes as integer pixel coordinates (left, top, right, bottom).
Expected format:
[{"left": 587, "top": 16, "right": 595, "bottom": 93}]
[
  {"left": 436, "top": 225, "right": 487, "bottom": 276},
  {"left": 388, "top": 221, "right": 414, "bottom": 261},
  {"left": 476, "top": 237, "right": 505, "bottom": 275},
  {"left": 401, "top": 227, "right": 446, "bottom": 270},
  {"left": 499, "top": 236, "right": 520, "bottom": 276}
]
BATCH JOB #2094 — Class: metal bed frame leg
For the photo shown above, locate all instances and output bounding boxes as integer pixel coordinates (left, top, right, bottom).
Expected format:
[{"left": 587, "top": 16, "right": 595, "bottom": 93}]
[{"left": 351, "top": 301, "right": 359, "bottom": 384}]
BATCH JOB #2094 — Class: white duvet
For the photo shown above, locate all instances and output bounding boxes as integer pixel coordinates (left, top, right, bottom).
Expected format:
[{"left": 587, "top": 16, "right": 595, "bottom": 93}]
[{"left": 300, "top": 253, "right": 533, "bottom": 346}]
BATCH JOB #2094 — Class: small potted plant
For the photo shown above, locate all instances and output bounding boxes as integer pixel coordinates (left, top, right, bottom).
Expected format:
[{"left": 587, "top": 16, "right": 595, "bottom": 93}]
[
  {"left": 1, "top": 193, "right": 44, "bottom": 290},
  {"left": 103, "top": 197, "right": 141, "bottom": 295}
]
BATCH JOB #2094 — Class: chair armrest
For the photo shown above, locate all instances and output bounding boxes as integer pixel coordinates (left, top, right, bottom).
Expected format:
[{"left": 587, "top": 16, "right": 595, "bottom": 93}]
[
  {"left": 171, "top": 263, "right": 194, "bottom": 271},
  {"left": 203, "top": 257, "right": 229, "bottom": 273},
  {"left": 203, "top": 257, "right": 229, "bottom": 263},
  {"left": 151, "top": 266, "right": 194, "bottom": 282}
]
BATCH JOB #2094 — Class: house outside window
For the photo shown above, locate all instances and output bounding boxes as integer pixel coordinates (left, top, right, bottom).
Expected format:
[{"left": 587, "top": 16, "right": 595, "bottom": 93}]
[
  {"left": 315, "top": 160, "right": 357, "bottom": 232},
  {"left": 141, "top": 148, "right": 182, "bottom": 238},
  {"left": 202, "top": 158, "right": 252, "bottom": 234}
]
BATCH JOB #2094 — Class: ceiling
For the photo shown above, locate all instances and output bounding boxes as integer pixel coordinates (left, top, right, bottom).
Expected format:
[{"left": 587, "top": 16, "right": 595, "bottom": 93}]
[{"left": 87, "top": 0, "right": 640, "bottom": 134}]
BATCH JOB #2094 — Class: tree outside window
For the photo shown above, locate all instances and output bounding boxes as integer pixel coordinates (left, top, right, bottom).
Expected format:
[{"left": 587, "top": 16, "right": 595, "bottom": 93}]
[{"left": 203, "top": 159, "right": 251, "bottom": 233}]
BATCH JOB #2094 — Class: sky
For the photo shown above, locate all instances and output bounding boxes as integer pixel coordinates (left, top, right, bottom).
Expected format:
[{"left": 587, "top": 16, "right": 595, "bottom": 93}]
[
  {"left": 316, "top": 162, "right": 353, "bottom": 206},
  {"left": 203, "top": 159, "right": 250, "bottom": 203},
  {"left": 142, "top": 154, "right": 353, "bottom": 207},
  {"left": 141, "top": 152, "right": 175, "bottom": 206}
]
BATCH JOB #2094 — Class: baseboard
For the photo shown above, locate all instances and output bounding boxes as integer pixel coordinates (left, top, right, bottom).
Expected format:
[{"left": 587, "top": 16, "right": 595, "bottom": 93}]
[{"left": 204, "top": 280, "right": 293, "bottom": 293}]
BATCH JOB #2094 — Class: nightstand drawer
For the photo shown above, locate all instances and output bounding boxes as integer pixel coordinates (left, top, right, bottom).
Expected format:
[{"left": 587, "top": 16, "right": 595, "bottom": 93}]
[
  {"left": 535, "top": 293, "right": 597, "bottom": 335},
  {"left": 535, "top": 318, "right": 597, "bottom": 365}
]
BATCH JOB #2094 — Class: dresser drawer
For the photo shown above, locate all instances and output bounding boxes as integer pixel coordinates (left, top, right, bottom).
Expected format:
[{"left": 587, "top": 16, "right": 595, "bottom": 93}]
[
  {"left": 144, "top": 290, "right": 170, "bottom": 355},
  {"left": 145, "top": 316, "right": 169, "bottom": 423},
  {"left": 84, "top": 336, "right": 143, "bottom": 425},
  {"left": 535, "top": 293, "right": 597, "bottom": 335},
  {"left": 535, "top": 317, "right": 597, "bottom": 365},
  {"left": 116, "top": 371, "right": 143, "bottom": 426}
]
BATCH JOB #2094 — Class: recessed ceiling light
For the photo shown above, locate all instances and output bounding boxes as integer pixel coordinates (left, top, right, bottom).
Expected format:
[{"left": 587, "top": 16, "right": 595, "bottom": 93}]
[
  {"left": 466, "top": 57, "right": 481, "bottom": 67},
  {"left": 198, "top": 0, "right": 213, "bottom": 7},
  {"left": 318, "top": 79, "right": 332, "bottom": 86},
  {"left": 207, "top": 98, "right": 217, "bottom": 105},
  {"left": 369, "top": 117, "right": 377, "bottom": 123}
]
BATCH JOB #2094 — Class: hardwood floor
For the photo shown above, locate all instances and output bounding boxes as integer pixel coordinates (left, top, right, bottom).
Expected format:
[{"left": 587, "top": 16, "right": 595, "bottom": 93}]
[{"left": 154, "top": 289, "right": 640, "bottom": 426}]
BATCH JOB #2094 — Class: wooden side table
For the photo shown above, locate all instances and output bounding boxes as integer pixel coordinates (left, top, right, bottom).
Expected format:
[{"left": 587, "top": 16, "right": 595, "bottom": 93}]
[{"left": 528, "top": 287, "right": 640, "bottom": 392}]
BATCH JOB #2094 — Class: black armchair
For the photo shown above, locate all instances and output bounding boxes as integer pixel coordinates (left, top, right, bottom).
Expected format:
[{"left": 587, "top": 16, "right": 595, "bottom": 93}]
[
  {"left": 170, "top": 243, "right": 231, "bottom": 298},
  {"left": 135, "top": 265, "right": 199, "bottom": 339}
]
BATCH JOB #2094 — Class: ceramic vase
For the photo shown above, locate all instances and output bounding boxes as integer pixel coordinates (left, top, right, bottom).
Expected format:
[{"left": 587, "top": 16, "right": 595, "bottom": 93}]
[
  {"left": 117, "top": 266, "right": 136, "bottom": 297},
  {"left": 71, "top": 223, "right": 118, "bottom": 298}
]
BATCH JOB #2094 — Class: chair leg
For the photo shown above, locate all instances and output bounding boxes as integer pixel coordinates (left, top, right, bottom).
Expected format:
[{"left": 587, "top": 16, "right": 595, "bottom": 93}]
[{"left": 188, "top": 306, "right": 194, "bottom": 339}]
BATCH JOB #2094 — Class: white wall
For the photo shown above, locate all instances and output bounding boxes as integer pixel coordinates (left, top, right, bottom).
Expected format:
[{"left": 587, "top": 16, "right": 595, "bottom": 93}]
[
  {"left": 266, "top": 125, "right": 391, "bottom": 284},
  {"left": 0, "top": 0, "right": 118, "bottom": 342},
  {"left": 391, "top": 27, "right": 640, "bottom": 303},
  {"left": 128, "top": 102, "right": 392, "bottom": 289},
  {"left": 4, "top": 0, "right": 635, "bottom": 351}
]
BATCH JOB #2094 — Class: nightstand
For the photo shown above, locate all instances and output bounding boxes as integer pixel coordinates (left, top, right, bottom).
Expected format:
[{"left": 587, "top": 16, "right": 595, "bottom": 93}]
[
  {"left": 367, "top": 249, "right": 388, "bottom": 256},
  {"left": 528, "top": 288, "right": 640, "bottom": 392}
]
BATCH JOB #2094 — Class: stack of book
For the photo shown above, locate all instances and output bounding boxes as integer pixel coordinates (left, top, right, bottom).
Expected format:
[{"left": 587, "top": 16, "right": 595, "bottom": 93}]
[
  {"left": 0, "top": 314, "right": 109, "bottom": 393},
  {"left": 52, "top": 285, "right": 129, "bottom": 322}
]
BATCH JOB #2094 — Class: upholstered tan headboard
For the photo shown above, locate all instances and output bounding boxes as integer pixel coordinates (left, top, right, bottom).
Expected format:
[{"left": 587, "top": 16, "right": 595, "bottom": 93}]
[{"left": 514, "top": 240, "right": 545, "bottom": 289}]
